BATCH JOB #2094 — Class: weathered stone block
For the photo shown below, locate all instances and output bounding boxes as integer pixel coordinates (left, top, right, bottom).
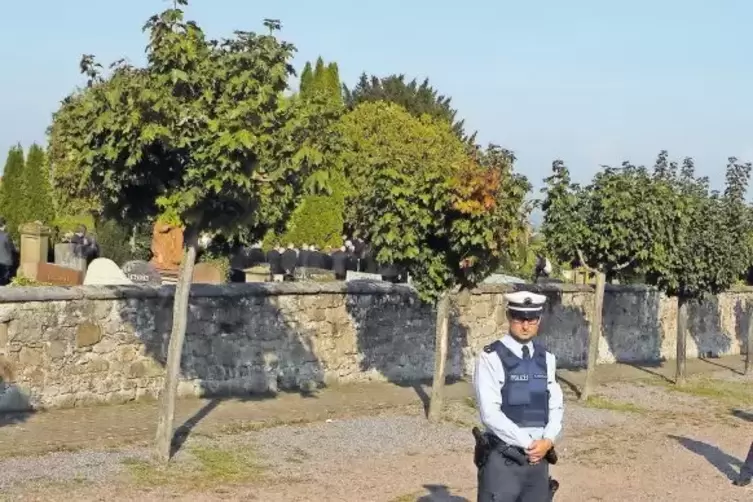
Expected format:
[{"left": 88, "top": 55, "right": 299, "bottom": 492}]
[
  {"left": 76, "top": 322, "right": 102, "bottom": 348},
  {"left": 19, "top": 347, "right": 43, "bottom": 366},
  {"left": 48, "top": 341, "right": 66, "bottom": 360}
]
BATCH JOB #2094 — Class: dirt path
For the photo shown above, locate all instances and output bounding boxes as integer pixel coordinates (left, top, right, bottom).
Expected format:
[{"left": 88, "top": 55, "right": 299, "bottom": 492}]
[{"left": 1, "top": 356, "right": 752, "bottom": 501}]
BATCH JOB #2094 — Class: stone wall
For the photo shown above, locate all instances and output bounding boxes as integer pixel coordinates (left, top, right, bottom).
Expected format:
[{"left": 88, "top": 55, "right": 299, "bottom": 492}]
[{"left": 1, "top": 282, "right": 752, "bottom": 411}]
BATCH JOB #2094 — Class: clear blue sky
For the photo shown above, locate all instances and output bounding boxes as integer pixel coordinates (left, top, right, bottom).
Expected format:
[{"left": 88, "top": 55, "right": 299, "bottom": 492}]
[{"left": 1, "top": 0, "right": 751, "bottom": 199}]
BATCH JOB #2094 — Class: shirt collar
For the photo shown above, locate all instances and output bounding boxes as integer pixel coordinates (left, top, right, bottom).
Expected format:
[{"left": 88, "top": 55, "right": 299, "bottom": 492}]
[{"left": 501, "top": 334, "right": 533, "bottom": 354}]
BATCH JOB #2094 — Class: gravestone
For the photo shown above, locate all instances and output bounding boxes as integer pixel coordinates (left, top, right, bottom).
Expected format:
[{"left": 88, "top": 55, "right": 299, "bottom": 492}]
[
  {"left": 83, "top": 258, "right": 134, "bottom": 285},
  {"left": 296, "top": 267, "right": 337, "bottom": 282},
  {"left": 192, "top": 262, "right": 225, "bottom": 284},
  {"left": 36, "top": 263, "right": 84, "bottom": 286},
  {"left": 122, "top": 260, "right": 162, "bottom": 286},
  {"left": 54, "top": 243, "right": 87, "bottom": 273},
  {"left": 345, "top": 271, "right": 383, "bottom": 282},
  {"left": 243, "top": 264, "right": 270, "bottom": 283},
  {"left": 18, "top": 222, "right": 51, "bottom": 280}
]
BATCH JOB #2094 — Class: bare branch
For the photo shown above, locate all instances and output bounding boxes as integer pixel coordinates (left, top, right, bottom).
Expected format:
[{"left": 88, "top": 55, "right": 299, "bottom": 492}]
[
  {"left": 576, "top": 249, "right": 597, "bottom": 274},
  {"left": 250, "top": 172, "right": 272, "bottom": 183},
  {"left": 612, "top": 258, "right": 633, "bottom": 271}
]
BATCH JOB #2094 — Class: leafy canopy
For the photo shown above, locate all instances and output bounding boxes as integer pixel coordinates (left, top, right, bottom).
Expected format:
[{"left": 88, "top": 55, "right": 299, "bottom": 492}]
[
  {"left": 541, "top": 159, "right": 658, "bottom": 276},
  {"left": 344, "top": 73, "right": 475, "bottom": 144},
  {"left": 49, "top": 2, "right": 338, "bottom": 241},
  {"left": 642, "top": 152, "right": 753, "bottom": 298},
  {"left": 542, "top": 150, "right": 753, "bottom": 298},
  {"left": 339, "top": 101, "right": 528, "bottom": 302}
]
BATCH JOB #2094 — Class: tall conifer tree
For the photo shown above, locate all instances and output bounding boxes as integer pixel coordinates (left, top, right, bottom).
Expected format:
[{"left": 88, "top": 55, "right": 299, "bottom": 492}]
[
  {"left": 22, "top": 143, "right": 55, "bottom": 225},
  {"left": 299, "top": 61, "right": 314, "bottom": 96},
  {"left": 0, "top": 145, "right": 26, "bottom": 240}
]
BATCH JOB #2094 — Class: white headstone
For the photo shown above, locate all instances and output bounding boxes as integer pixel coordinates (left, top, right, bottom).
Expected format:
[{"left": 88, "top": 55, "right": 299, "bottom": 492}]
[
  {"left": 84, "top": 258, "right": 134, "bottom": 285},
  {"left": 345, "top": 271, "right": 383, "bottom": 282}
]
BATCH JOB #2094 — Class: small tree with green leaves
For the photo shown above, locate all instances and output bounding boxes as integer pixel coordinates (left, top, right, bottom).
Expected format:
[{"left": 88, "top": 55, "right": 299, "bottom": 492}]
[
  {"left": 52, "top": 1, "right": 338, "bottom": 461},
  {"left": 22, "top": 144, "right": 55, "bottom": 225},
  {"left": 341, "top": 102, "right": 529, "bottom": 420},
  {"left": 643, "top": 152, "right": 753, "bottom": 384},
  {"left": 0, "top": 145, "right": 26, "bottom": 241},
  {"left": 541, "top": 159, "right": 658, "bottom": 399}
]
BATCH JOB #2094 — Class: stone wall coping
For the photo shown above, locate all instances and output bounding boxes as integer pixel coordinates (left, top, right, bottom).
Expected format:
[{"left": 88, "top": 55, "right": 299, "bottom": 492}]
[{"left": 1, "top": 281, "right": 753, "bottom": 304}]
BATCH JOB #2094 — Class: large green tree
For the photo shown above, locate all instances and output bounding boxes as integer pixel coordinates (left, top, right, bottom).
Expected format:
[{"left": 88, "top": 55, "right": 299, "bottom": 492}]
[
  {"left": 541, "top": 159, "right": 660, "bottom": 399},
  {"left": 642, "top": 153, "right": 753, "bottom": 383},
  {"left": 52, "top": 1, "right": 337, "bottom": 461},
  {"left": 344, "top": 73, "right": 475, "bottom": 144},
  {"left": 22, "top": 144, "right": 55, "bottom": 225},
  {"left": 0, "top": 145, "right": 26, "bottom": 240},
  {"left": 340, "top": 101, "right": 529, "bottom": 420}
]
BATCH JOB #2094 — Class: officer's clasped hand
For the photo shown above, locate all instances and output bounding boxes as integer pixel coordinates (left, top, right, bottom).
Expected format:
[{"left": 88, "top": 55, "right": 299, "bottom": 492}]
[{"left": 526, "top": 439, "right": 553, "bottom": 464}]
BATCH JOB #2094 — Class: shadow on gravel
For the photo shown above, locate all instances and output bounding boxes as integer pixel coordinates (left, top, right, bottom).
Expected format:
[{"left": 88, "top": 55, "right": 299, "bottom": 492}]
[
  {"left": 0, "top": 410, "right": 34, "bottom": 428},
  {"left": 416, "top": 484, "right": 469, "bottom": 501},
  {"left": 731, "top": 409, "right": 753, "bottom": 423},
  {"left": 669, "top": 435, "right": 742, "bottom": 480},
  {"left": 170, "top": 398, "right": 222, "bottom": 456},
  {"left": 697, "top": 355, "right": 745, "bottom": 375},
  {"left": 554, "top": 374, "right": 581, "bottom": 399},
  {"left": 623, "top": 361, "right": 673, "bottom": 384}
]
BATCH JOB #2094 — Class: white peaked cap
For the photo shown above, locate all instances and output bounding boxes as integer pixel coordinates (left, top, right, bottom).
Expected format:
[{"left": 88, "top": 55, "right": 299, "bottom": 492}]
[{"left": 504, "top": 291, "right": 547, "bottom": 313}]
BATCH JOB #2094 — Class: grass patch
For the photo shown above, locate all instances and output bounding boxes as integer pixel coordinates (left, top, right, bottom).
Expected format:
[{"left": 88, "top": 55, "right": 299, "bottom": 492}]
[
  {"left": 122, "top": 445, "right": 264, "bottom": 490},
  {"left": 659, "top": 376, "right": 753, "bottom": 405},
  {"left": 583, "top": 395, "right": 645, "bottom": 413},
  {"left": 389, "top": 492, "right": 423, "bottom": 502},
  {"left": 218, "top": 416, "right": 312, "bottom": 435}
]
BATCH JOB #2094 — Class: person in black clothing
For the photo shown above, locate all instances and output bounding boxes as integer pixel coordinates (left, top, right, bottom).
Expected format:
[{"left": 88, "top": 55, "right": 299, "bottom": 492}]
[
  {"left": 297, "top": 244, "right": 311, "bottom": 269},
  {"left": 267, "top": 247, "right": 283, "bottom": 279},
  {"left": 361, "top": 244, "right": 379, "bottom": 274},
  {"left": 70, "top": 225, "right": 100, "bottom": 264},
  {"left": 246, "top": 243, "right": 265, "bottom": 266},
  {"left": 331, "top": 246, "right": 348, "bottom": 280},
  {"left": 0, "top": 219, "right": 15, "bottom": 286},
  {"left": 308, "top": 246, "right": 325, "bottom": 269},
  {"left": 280, "top": 244, "right": 298, "bottom": 281}
]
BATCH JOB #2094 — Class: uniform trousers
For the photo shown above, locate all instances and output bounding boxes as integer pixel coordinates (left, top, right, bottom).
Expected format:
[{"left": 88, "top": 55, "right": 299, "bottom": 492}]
[{"left": 477, "top": 447, "right": 550, "bottom": 502}]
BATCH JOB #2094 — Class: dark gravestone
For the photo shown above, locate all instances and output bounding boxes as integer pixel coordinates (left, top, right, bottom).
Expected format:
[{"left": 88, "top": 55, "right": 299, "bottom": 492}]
[{"left": 122, "top": 260, "right": 162, "bottom": 286}]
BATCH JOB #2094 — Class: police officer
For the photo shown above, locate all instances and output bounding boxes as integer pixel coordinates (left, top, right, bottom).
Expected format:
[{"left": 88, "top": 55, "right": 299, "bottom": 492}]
[{"left": 474, "top": 290, "right": 564, "bottom": 502}]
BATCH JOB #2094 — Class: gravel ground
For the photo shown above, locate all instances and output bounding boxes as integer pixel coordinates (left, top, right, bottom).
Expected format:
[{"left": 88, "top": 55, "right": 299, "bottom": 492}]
[
  {"left": 4, "top": 375, "right": 753, "bottom": 501},
  {"left": 0, "top": 447, "right": 150, "bottom": 491}
]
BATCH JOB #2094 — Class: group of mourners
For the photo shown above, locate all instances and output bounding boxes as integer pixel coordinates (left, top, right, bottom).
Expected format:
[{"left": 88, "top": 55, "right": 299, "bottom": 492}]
[{"left": 229, "top": 238, "right": 406, "bottom": 282}]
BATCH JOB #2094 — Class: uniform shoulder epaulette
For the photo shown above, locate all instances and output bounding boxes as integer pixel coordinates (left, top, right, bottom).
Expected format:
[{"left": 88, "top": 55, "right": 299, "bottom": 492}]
[{"left": 533, "top": 340, "right": 548, "bottom": 352}]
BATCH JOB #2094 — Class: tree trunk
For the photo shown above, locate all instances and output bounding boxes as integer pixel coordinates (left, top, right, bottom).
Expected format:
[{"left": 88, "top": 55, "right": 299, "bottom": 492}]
[
  {"left": 427, "top": 292, "right": 451, "bottom": 423},
  {"left": 676, "top": 296, "right": 688, "bottom": 386},
  {"left": 581, "top": 270, "right": 606, "bottom": 401},
  {"left": 746, "top": 306, "right": 753, "bottom": 375},
  {"left": 155, "top": 228, "right": 199, "bottom": 462}
]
